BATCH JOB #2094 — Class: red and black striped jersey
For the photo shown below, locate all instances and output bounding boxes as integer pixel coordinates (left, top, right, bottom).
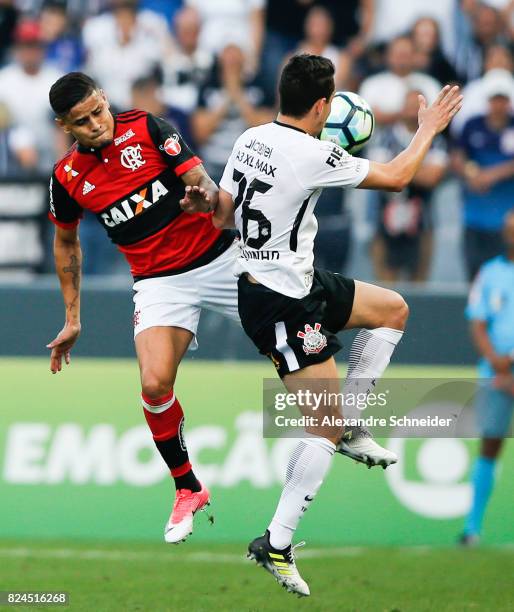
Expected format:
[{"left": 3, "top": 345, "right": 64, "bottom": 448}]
[{"left": 49, "top": 109, "right": 231, "bottom": 279}]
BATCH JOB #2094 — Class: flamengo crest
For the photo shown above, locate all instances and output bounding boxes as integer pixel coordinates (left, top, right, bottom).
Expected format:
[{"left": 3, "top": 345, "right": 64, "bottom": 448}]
[
  {"left": 297, "top": 323, "right": 327, "bottom": 355},
  {"left": 120, "top": 144, "right": 146, "bottom": 171}
]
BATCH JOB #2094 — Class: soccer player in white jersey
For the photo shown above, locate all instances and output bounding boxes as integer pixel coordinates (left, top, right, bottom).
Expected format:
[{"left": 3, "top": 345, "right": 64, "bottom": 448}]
[{"left": 183, "top": 54, "right": 462, "bottom": 596}]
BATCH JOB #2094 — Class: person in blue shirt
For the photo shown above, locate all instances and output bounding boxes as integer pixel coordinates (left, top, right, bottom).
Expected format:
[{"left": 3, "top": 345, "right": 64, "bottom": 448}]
[
  {"left": 452, "top": 72, "right": 514, "bottom": 280},
  {"left": 459, "top": 210, "right": 514, "bottom": 546},
  {"left": 40, "top": 1, "right": 85, "bottom": 73}
]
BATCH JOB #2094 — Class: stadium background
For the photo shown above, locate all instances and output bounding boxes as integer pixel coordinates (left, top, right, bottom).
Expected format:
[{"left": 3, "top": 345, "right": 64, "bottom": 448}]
[{"left": 0, "top": 0, "right": 513, "bottom": 610}]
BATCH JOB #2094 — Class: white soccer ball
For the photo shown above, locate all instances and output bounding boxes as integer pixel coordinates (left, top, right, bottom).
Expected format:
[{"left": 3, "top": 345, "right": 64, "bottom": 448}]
[{"left": 320, "top": 91, "right": 375, "bottom": 154}]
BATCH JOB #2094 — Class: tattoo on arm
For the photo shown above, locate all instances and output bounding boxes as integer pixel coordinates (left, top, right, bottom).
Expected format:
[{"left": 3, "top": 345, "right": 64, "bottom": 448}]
[
  {"left": 63, "top": 254, "right": 80, "bottom": 291},
  {"left": 62, "top": 254, "right": 81, "bottom": 316}
]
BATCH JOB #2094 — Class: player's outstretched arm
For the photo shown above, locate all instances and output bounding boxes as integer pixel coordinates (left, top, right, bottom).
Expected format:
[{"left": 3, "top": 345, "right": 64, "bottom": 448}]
[
  {"left": 46, "top": 226, "right": 82, "bottom": 373},
  {"left": 179, "top": 164, "right": 219, "bottom": 214},
  {"left": 212, "top": 189, "right": 236, "bottom": 229},
  {"left": 359, "top": 85, "right": 463, "bottom": 192}
]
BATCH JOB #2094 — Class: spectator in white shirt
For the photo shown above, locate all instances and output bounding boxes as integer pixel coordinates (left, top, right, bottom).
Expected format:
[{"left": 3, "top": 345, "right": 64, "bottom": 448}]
[
  {"left": 186, "top": 0, "right": 265, "bottom": 73},
  {"left": 370, "top": 0, "right": 456, "bottom": 60},
  {"left": 161, "top": 7, "right": 214, "bottom": 114},
  {"left": 0, "top": 102, "right": 38, "bottom": 177},
  {"left": 82, "top": 0, "right": 171, "bottom": 109},
  {"left": 359, "top": 35, "right": 441, "bottom": 127},
  {"left": 0, "top": 20, "right": 62, "bottom": 173}
]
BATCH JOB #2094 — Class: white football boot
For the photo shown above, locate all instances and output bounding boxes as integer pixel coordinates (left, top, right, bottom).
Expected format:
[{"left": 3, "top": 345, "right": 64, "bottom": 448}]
[{"left": 338, "top": 425, "right": 398, "bottom": 469}]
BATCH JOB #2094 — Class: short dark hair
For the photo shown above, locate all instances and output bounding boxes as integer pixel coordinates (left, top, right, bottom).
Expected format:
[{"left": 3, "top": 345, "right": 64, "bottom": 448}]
[
  {"left": 49, "top": 72, "right": 99, "bottom": 117},
  {"left": 279, "top": 54, "right": 335, "bottom": 118}
]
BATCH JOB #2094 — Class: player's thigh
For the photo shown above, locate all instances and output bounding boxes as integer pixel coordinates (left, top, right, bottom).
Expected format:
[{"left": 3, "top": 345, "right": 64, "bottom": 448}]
[
  {"left": 344, "top": 280, "right": 409, "bottom": 330},
  {"left": 475, "top": 384, "right": 514, "bottom": 441},
  {"left": 198, "top": 241, "right": 240, "bottom": 323},
  {"left": 283, "top": 357, "right": 343, "bottom": 443},
  {"left": 135, "top": 326, "right": 193, "bottom": 395},
  {"left": 238, "top": 274, "right": 344, "bottom": 380}
]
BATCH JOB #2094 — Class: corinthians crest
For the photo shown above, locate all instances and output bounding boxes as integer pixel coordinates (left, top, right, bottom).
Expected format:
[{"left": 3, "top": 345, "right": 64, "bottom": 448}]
[
  {"left": 297, "top": 323, "right": 327, "bottom": 355},
  {"left": 120, "top": 144, "right": 146, "bottom": 171}
]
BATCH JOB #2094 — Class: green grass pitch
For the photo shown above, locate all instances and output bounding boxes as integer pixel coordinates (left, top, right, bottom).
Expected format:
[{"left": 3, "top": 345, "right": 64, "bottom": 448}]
[
  {"left": 1, "top": 358, "right": 513, "bottom": 611},
  {"left": 1, "top": 539, "right": 513, "bottom": 611}
]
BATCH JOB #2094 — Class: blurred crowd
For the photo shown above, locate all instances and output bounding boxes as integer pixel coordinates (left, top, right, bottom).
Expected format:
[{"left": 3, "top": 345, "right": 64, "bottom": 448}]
[{"left": 0, "top": 0, "right": 513, "bottom": 281}]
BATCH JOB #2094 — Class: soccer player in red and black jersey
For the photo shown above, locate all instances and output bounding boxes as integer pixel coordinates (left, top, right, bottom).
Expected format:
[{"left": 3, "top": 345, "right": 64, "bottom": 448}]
[{"left": 46, "top": 72, "right": 240, "bottom": 543}]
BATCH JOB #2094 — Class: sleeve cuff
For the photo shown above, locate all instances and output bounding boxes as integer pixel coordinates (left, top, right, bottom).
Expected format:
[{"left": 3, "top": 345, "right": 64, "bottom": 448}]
[
  {"left": 352, "top": 158, "right": 370, "bottom": 188},
  {"left": 48, "top": 211, "right": 81, "bottom": 229},
  {"left": 174, "top": 156, "right": 202, "bottom": 176}
]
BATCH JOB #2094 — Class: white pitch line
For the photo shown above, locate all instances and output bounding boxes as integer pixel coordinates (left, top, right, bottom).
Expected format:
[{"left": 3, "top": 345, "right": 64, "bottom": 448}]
[
  {"left": 0, "top": 545, "right": 511, "bottom": 565},
  {"left": 0, "top": 546, "right": 363, "bottom": 564}
]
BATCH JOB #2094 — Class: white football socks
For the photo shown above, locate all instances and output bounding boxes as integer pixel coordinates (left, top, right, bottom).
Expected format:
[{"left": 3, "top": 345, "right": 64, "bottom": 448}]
[
  {"left": 342, "top": 327, "right": 403, "bottom": 418},
  {"left": 268, "top": 436, "right": 336, "bottom": 550}
]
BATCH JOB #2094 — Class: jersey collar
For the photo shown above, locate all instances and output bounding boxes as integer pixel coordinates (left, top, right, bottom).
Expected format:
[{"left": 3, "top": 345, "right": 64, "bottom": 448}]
[{"left": 273, "top": 120, "right": 307, "bottom": 135}]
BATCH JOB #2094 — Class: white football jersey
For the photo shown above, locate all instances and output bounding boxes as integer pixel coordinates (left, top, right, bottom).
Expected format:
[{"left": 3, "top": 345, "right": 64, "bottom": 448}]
[{"left": 219, "top": 121, "right": 369, "bottom": 298}]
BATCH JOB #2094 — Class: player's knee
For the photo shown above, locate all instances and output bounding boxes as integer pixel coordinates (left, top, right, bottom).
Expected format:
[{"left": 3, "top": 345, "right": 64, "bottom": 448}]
[
  {"left": 481, "top": 438, "right": 503, "bottom": 459},
  {"left": 383, "top": 292, "right": 409, "bottom": 330},
  {"left": 334, "top": 424, "right": 345, "bottom": 444},
  {"left": 141, "top": 375, "right": 173, "bottom": 401}
]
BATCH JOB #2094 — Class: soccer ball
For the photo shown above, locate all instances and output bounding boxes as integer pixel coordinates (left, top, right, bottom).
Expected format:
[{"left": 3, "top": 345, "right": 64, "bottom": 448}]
[{"left": 320, "top": 91, "right": 375, "bottom": 154}]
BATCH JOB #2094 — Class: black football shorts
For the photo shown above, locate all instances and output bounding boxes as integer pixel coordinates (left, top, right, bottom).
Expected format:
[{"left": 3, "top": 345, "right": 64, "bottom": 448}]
[{"left": 238, "top": 269, "right": 355, "bottom": 378}]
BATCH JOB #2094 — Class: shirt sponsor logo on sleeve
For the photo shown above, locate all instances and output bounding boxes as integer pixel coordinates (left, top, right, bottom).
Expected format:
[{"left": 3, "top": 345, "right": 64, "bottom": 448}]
[
  {"left": 325, "top": 145, "right": 345, "bottom": 168},
  {"left": 114, "top": 129, "right": 135, "bottom": 146},
  {"left": 162, "top": 134, "right": 182, "bottom": 156}
]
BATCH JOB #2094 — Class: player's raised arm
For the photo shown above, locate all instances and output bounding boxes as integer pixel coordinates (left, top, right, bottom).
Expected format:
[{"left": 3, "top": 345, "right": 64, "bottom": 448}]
[
  {"left": 144, "top": 112, "right": 219, "bottom": 215},
  {"left": 46, "top": 225, "right": 82, "bottom": 373},
  {"left": 359, "top": 85, "right": 463, "bottom": 192}
]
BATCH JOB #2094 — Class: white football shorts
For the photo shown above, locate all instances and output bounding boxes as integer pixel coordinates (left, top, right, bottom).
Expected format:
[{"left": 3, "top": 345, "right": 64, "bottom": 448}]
[{"left": 132, "top": 240, "right": 240, "bottom": 349}]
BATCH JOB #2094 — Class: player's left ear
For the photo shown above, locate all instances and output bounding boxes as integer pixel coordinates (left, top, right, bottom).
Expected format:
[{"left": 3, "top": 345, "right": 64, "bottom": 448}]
[
  {"left": 314, "top": 98, "right": 326, "bottom": 116},
  {"left": 55, "top": 116, "right": 70, "bottom": 134}
]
